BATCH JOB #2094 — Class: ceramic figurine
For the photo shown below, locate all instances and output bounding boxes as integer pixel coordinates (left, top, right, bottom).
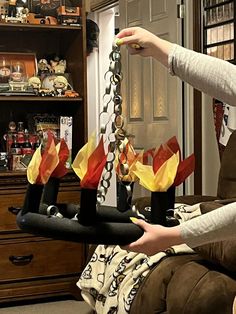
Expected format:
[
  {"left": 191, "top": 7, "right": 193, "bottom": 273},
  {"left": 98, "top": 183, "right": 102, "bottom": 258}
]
[
  {"left": 37, "top": 59, "right": 52, "bottom": 76},
  {"left": 28, "top": 76, "right": 41, "bottom": 94},
  {"left": 53, "top": 75, "right": 68, "bottom": 96}
]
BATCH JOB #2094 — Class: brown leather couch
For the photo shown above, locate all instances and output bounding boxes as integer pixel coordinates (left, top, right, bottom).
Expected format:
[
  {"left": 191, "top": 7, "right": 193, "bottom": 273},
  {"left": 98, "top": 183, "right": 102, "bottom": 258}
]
[
  {"left": 87, "top": 131, "right": 236, "bottom": 314},
  {"left": 129, "top": 131, "right": 236, "bottom": 314},
  {"left": 128, "top": 201, "right": 236, "bottom": 314}
]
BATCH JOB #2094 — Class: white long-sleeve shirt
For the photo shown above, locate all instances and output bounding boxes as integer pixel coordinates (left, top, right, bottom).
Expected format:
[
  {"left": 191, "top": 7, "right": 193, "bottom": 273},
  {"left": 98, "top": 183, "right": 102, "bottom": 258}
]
[
  {"left": 179, "top": 202, "right": 236, "bottom": 247},
  {"left": 168, "top": 44, "right": 236, "bottom": 247},
  {"left": 169, "top": 44, "right": 236, "bottom": 106}
]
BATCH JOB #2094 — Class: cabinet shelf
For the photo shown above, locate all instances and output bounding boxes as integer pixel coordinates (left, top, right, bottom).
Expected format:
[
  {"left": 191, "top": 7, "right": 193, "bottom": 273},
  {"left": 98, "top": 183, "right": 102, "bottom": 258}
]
[
  {"left": 0, "top": 4, "right": 87, "bottom": 156},
  {"left": 0, "top": 169, "right": 79, "bottom": 185},
  {"left": 0, "top": 22, "right": 82, "bottom": 32},
  {"left": 0, "top": 96, "right": 83, "bottom": 102}
]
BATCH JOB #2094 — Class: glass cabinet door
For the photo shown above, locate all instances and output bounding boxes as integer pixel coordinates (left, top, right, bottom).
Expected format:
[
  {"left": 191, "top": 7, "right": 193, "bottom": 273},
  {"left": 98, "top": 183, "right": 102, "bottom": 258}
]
[{"left": 203, "top": 0, "right": 234, "bottom": 61}]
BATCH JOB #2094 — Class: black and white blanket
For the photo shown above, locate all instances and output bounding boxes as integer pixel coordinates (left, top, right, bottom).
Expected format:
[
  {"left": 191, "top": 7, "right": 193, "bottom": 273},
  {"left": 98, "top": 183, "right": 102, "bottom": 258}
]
[{"left": 78, "top": 203, "right": 200, "bottom": 314}]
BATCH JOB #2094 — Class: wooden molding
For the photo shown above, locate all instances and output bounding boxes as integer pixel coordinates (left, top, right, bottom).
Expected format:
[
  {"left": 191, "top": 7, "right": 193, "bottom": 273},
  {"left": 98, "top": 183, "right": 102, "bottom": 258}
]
[
  {"left": 90, "top": 0, "right": 118, "bottom": 11},
  {"left": 193, "top": 0, "right": 203, "bottom": 195}
]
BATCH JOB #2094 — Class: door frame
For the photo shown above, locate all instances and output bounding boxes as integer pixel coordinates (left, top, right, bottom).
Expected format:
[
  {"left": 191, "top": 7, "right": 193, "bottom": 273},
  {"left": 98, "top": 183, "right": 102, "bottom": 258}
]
[
  {"left": 87, "top": 3, "right": 119, "bottom": 206},
  {"left": 192, "top": 0, "right": 203, "bottom": 195},
  {"left": 88, "top": 0, "right": 202, "bottom": 196}
]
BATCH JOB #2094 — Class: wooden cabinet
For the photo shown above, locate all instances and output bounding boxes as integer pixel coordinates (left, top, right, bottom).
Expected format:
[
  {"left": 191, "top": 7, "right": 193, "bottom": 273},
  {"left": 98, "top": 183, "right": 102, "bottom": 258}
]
[
  {"left": 0, "top": 173, "right": 87, "bottom": 302},
  {"left": 0, "top": 0, "right": 87, "bottom": 303}
]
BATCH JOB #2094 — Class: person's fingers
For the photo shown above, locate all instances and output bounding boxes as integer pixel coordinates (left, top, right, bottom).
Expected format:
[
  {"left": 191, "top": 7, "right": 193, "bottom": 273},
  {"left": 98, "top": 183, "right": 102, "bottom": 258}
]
[
  {"left": 115, "top": 28, "right": 143, "bottom": 47},
  {"left": 120, "top": 219, "right": 158, "bottom": 253},
  {"left": 116, "top": 35, "right": 138, "bottom": 46},
  {"left": 129, "top": 43, "right": 142, "bottom": 49},
  {"left": 125, "top": 46, "right": 143, "bottom": 56},
  {"left": 116, "top": 27, "right": 136, "bottom": 39},
  {"left": 121, "top": 237, "right": 145, "bottom": 253},
  {"left": 120, "top": 219, "right": 147, "bottom": 252},
  {"left": 130, "top": 217, "right": 151, "bottom": 231}
]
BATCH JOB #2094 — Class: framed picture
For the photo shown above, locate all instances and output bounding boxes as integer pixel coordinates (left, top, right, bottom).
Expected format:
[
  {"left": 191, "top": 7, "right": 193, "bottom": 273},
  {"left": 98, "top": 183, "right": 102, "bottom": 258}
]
[
  {"left": 0, "top": 52, "right": 37, "bottom": 85},
  {"left": 30, "top": 0, "right": 62, "bottom": 16}
]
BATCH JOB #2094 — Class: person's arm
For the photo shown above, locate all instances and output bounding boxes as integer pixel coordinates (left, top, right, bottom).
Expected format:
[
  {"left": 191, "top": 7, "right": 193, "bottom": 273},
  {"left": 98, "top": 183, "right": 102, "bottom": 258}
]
[
  {"left": 116, "top": 27, "right": 173, "bottom": 67},
  {"left": 179, "top": 201, "right": 236, "bottom": 248},
  {"left": 123, "top": 203, "right": 236, "bottom": 256},
  {"left": 116, "top": 27, "right": 236, "bottom": 106},
  {"left": 169, "top": 44, "right": 236, "bottom": 106},
  {"left": 122, "top": 218, "right": 183, "bottom": 256}
]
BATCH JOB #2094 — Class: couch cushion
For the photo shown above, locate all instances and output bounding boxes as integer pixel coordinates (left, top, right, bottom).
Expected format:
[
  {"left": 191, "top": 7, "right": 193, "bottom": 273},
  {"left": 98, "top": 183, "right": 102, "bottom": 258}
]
[
  {"left": 194, "top": 240, "right": 236, "bottom": 272},
  {"left": 199, "top": 200, "right": 223, "bottom": 214},
  {"left": 130, "top": 254, "right": 201, "bottom": 314},
  {"left": 130, "top": 254, "right": 236, "bottom": 314},
  {"left": 167, "top": 260, "right": 236, "bottom": 314},
  {"left": 200, "top": 199, "right": 236, "bottom": 214},
  {"left": 194, "top": 201, "right": 236, "bottom": 273}
]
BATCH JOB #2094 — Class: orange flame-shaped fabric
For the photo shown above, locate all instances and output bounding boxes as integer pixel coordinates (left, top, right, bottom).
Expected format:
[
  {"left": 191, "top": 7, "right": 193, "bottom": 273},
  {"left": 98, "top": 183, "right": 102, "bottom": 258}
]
[
  {"left": 72, "top": 133, "right": 107, "bottom": 189},
  {"left": 51, "top": 139, "right": 69, "bottom": 178},
  {"left": 27, "top": 132, "right": 59, "bottom": 184}
]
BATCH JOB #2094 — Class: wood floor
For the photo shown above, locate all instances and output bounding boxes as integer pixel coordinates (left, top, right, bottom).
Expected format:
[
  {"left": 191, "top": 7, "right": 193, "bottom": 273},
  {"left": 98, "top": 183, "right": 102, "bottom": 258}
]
[{"left": 0, "top": 299, "right": 93, "bottom": 314}]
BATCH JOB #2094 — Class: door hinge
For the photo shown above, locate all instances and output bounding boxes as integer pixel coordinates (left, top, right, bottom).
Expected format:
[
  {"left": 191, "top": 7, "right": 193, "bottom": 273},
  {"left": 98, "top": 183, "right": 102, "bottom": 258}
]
[{"left": 177, "top": 4, "right": 185, "bottom": 19}]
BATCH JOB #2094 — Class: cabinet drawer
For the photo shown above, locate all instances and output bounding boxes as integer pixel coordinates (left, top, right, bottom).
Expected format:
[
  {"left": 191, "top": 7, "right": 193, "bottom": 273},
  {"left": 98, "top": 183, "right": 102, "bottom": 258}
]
[
  {"left": 0, "top": 189, "right": 81, "bottom": 232},
  {"left": 55, "top": 188, "right": 80, "bottom": 205},
  {"left": 0, "top": 191, "right": 25, "bottom": 232},
  {"left": 0, "top": 239, "right": 84, "bottom": 281}
]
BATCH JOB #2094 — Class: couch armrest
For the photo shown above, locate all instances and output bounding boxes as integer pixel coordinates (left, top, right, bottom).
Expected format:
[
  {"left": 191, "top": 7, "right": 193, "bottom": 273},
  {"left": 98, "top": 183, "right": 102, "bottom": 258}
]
[
  {"left": 167, "top": 260, "right": 236, "bottom": 314},
  {"left": 132, "top": 195, "right": 217, "bottom": 210},
  {"left": 175, "top": 195, "right": 217, "bottom": 205}
]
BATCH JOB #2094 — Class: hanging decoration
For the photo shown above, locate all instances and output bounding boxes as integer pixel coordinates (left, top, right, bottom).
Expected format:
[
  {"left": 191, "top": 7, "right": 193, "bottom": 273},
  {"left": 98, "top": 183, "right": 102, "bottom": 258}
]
[{"left": 17, "top": 41, "right": 195, "bottom": 244}]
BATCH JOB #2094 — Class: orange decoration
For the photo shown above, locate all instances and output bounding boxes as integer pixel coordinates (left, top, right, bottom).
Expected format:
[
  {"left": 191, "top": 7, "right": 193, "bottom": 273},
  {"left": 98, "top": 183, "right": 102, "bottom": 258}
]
[
  {"left": 80, "top": 136, "right": 107, "bottom": 189},
  {"left": 51, "top": 138, "right": 70, "bottom": 178},
  {"left": 37, "top": 132, "right": 59, "bottom": 184}
]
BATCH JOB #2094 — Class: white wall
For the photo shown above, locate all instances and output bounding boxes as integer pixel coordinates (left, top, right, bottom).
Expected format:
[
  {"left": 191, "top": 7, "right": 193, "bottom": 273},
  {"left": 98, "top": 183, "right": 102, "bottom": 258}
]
[
  {"left": 183, "top": 0, "right": 195, "bottom": 195},
  {"left": 87, "top": 6, "right": 118, "bottom": 207},
  {"left": 87, "top": 48, "right": 99, "bottom": 137}
]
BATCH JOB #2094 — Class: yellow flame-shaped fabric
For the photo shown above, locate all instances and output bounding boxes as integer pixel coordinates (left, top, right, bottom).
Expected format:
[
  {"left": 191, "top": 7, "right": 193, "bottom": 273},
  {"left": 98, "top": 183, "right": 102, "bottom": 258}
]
[
  {"left": 133, "top": 152, "right": 179, "bottom": 192},
  {"left": 27, "top": 144, "right": 42, "bottom": 184},
  {"left": 72, "top": 132, "right": 96, "bottom": 180}
]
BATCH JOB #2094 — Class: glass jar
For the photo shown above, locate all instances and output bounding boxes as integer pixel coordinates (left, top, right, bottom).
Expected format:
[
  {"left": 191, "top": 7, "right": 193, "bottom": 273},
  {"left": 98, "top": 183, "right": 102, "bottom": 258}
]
[
  {"left": 10, "top": 61, "right": 26, "bottom": 82},
  {"left": 0, "top": 58, "right": 11, "bottom": 83}
]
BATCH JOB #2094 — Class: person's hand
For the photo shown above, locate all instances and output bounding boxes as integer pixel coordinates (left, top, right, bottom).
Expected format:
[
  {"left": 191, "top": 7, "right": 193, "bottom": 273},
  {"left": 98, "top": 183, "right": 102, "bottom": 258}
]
[
  {"left": 121, "top": 218, "right": 183, "bottom": 256},
  {"left": 116, "top": 27, "right": 159, "bottom": 57},
  {"left": 116, "top": 27, "right": 173, "bottom": 67}
]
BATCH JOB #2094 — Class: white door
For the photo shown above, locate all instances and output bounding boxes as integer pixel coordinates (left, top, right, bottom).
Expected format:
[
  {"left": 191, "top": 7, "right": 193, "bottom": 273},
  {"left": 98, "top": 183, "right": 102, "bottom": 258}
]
[{"left": 119, "top": 0, "right": 183, "bottom": 197}]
